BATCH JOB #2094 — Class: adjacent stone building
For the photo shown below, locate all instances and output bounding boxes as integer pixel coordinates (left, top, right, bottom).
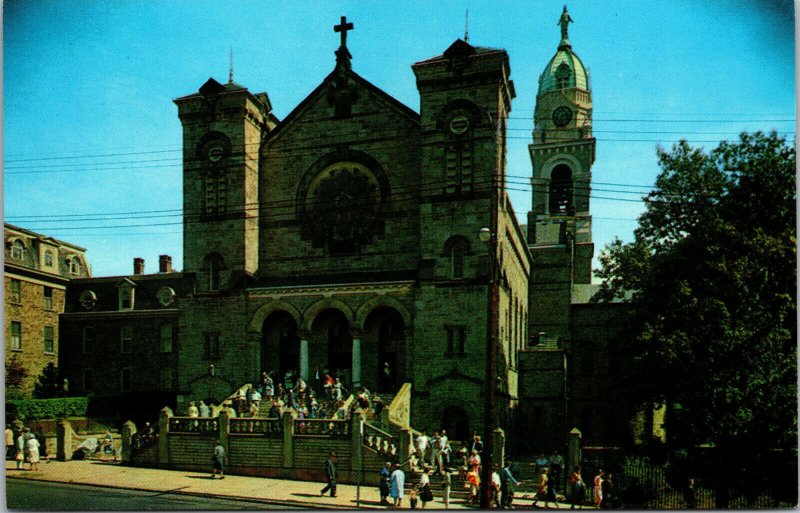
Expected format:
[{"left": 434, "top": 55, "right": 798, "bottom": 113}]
[
  {"left": 4, "top": 223, "right": 90, "bottom": 397},
  {"left": 59, "top": 256, "right": 185, "bottom": 411},
  {"left": 518, "top": 7, "right": 633, "bottom": 450}
]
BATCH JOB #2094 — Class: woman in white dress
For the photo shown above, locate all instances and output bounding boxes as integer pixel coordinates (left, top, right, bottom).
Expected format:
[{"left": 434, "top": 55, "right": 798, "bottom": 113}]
[{"left": 25, "top": 435, "right": 40, "bottom": 471}]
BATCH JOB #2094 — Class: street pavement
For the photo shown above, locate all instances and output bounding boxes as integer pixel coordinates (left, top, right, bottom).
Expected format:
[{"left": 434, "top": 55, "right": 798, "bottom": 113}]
[
  {"left": 5, "top": 460, "right": 586, "bottom": 510},
  {"left": 4, "top": 460, "right": 465, "bottom": 510}
]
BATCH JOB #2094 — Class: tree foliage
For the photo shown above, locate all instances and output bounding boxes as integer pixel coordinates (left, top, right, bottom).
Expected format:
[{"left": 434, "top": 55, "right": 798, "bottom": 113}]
[
  {"left": 6, "top": 356, "right": 29, "bottom": 390},
  {"left": 33, "top": 363, "right": 63, "bottom": 399},
  {"left": 595, "top": 132, "right": 796, "bottom": 460}
]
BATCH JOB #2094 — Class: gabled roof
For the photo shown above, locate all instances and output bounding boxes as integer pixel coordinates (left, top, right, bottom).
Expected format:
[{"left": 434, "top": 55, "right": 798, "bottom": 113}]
[{"left": 265, "top": 66, "right": 420, "bottom": 143}]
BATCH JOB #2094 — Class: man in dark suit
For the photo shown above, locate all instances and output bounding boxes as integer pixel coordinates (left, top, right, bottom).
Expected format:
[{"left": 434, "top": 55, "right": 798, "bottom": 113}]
[{"left": 320, "top": 451, "right": 338, "bottom": 497}]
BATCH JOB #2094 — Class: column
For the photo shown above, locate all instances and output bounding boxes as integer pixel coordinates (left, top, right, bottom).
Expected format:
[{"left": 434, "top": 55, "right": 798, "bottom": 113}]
[
  {"left": 351, "top": 329, "right": 362, "bottom": 389},
  {"left": 299, "top": 331, "right": 310, "bottom": 381}
]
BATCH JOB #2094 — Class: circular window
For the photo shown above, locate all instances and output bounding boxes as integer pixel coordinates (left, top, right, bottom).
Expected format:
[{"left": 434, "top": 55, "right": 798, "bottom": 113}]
[
  {"left": 552, "top": 106, "right": 573, "bottom": 127},
  {"left": 305, "top": 161, "right": 382, "bottom": 243},
  {"left": 157, "top": 286, "right": 176, "bottom": 307},
  {"left": 79, "top": 290, "right": 97, "bottom": 310}
]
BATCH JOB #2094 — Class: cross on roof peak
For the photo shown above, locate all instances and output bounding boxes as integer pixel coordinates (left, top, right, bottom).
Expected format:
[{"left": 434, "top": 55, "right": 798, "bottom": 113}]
[{"left": 334, "top": 16, "right": 354, "bottom": 48}]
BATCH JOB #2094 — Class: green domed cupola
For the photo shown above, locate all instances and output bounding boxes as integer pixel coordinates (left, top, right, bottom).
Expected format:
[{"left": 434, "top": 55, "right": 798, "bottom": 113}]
[{"left": 537, "top": 6, "right": 590, "bottom": 95}]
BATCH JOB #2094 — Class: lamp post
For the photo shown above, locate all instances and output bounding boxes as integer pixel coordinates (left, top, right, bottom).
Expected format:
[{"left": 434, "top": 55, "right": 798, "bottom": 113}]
[{"left": 479, "top": 226, "right": 497, "bottom": 509}]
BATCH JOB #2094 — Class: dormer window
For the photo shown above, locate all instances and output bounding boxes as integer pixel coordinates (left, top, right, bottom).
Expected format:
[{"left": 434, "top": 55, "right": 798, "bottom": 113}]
[
  {"left": 69, "top": 257, "right": 82, "bottom": 275},
  {"left": 11, "top": 239, "right": 24, "bottom": 260},
  {"left": 116, "top": 279, "right": 136, "bottom": 310},
  {"left": 44, "top": 250, "right": 54, "bottom": 268}
]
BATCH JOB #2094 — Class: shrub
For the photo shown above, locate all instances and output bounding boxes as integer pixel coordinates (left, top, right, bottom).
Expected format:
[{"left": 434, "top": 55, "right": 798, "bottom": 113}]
[{"left": 8, "top": 397, "right": 89, "bottom": 422}]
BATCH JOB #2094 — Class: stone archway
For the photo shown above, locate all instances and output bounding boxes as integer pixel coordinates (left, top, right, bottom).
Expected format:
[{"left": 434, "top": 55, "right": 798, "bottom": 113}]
[
  {"left": 363, "top": 306, "right": 406, "bottom": 393},
  {"left": 441, "top": 405, "right": 471, "bottom": 443},
  {"left": 261, "top": 311, "right": 300, "bottom": 378},
  {"left": 310, "top": 308, "right": 353, "bottom": 386}
]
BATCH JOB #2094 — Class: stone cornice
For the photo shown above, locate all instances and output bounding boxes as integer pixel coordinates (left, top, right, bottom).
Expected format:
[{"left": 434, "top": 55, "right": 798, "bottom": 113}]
[
  {"left": 246, "top": 280, "right": 415, "bottom": 299},
  {"left": 61, "top": 309, "right": 179, "bottom": 320}
]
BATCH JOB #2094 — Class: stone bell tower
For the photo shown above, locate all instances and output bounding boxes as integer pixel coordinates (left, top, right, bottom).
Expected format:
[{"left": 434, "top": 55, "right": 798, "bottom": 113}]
[
  {"left": 527, "top": 6, "right": 596, "bottom": 340},
  {"left": 174, "top": 77, "right": 273, "bottom": 291}
]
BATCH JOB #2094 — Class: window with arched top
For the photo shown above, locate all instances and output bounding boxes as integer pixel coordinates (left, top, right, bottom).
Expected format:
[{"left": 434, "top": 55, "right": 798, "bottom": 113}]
[
  {"left": 443, "top": 236, "right": 471, "bottom": 279},
  {"left": 11, "top": 240, "right": 24, "bottom": 260},
  {"left": 203, "top": 253, "right": 225, "bottom": 291},
  {"left": 549, "top": 164, "right": 574, "bottom": 214},
  {"left": 70, "top": 257, "right": 82, "bottom": 275}
]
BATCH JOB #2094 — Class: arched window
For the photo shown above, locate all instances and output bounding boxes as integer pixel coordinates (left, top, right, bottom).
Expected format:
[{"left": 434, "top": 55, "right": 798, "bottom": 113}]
[
  {"left": 549, "top": 164, "right": 573, "bottom": 214},
  {"left": 443, "top": 236, "right": 471, "bottom": 279},
  {"left": 203, "top": 253, "right": 225, "bottom": 291},
  {"left": 11, "top": 240, "right": 24, "bottom": 260},
  {"left": 44, "top": 250, "right": 54, "bottom": 267},
  {"left": 70, "top": 257, "right": 82, "bottom": 275}
]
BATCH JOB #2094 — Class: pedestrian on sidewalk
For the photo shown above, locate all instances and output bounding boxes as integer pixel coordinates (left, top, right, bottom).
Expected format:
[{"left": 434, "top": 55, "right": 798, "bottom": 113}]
[
  {"left": 5, "top": 425, "right": 14, "bottom": 460},
  {"left": 379, "top": 461, "right": 392, "bottom": 504},
  {"left": 569, "top": 466, "right": 586, "bottom": 509},
  {"left": 210, "top": 439, "right": 227, "bottom": 479},
  {"left": 501, "top": 460, "right": 519, "bottom": 509},
  {"left": 15, "top": 430, "right": 25, "bottom": 470},
  {"left": 320, "top": 451, "right": 337, "bottom": 497},
  {"left": 390, "top": 462, "right": 406, "bottom": 508}
]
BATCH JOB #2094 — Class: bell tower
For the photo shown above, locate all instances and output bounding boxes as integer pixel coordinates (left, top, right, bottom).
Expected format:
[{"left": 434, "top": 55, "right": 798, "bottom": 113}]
[
  {"left": 527, "top": 6, "right": 595, "bottom": 339},
  {"left": 174, "top": 78, "right": 272, "bottom": 291}
]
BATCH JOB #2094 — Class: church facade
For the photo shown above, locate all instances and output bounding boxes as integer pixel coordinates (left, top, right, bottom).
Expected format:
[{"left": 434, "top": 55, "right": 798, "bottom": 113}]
[{"left": 172, "top": 18, "right": 529, "bottom": 438}]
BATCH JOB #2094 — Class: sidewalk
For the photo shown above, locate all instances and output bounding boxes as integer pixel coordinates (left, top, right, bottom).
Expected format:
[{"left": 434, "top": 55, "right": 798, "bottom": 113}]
[{"left": 4, "top": 460, "right": 474, "bottom": 510}]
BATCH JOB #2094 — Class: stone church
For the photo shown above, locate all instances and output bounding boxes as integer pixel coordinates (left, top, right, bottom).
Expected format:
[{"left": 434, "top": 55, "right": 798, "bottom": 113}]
[{"left": 59, "top": 8, "right": 632, "bottom": 449}]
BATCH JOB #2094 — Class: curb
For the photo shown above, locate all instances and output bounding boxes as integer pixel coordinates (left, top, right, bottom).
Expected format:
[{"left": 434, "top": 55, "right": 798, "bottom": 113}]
[{"left": 6, "top": 474, "right": 384, "bottom": 510}]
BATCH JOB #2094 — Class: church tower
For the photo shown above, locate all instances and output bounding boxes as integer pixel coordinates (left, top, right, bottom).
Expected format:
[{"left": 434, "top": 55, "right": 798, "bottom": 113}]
[
  {"left": 174, "top": 78, "right": 273, "bottom": 291},
  {"left": 527, "top": 6, "right": 595, "bottom": 340}
]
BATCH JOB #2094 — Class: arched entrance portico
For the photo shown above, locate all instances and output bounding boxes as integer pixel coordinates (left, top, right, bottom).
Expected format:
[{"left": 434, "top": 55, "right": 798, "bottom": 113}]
[
  {"left": 310, "top": 309, "right": 353, "bottom": 384},
  {"left": 363, "top": 307, "right": 406, "bottom": 393},
  {"left": 261, "top": 311, "right": 300, "bottom": 378},
  {"left": 442, "top": 405, "right": 470, "bottom": 443}
]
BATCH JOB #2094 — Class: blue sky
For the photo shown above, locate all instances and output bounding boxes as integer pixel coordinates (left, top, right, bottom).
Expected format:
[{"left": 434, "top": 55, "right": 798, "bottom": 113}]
[{"left": 4, "top": 1, "right": 795, "bottom": 277}]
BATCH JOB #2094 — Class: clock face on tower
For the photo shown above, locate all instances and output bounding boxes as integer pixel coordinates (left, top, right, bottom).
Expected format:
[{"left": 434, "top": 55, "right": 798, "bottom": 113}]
[{"left": 552, "top": 106, "right": 573, "bottom": 127}]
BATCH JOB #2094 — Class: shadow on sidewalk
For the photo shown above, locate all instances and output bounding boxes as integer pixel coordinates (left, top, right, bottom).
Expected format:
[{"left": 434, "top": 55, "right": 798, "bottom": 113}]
[{"left": 185, "top": 475, "right": 216, "bottom": 480}]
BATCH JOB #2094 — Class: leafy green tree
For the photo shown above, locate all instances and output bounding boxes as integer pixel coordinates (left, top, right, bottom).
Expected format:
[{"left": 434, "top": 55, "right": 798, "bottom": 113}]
[
  {"left": 595, "top": 132, "right": 796, "bottom": 498},
  {"left": 33, "top": 363, "right": 63, "bottom": 399},
  {"left": 5, "top": 356, "right": 29, "bottom": 400}
]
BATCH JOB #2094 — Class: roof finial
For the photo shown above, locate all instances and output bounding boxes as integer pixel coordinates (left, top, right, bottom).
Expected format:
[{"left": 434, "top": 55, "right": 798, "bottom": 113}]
[
  {"left": 464, "top": 9, "right": 469, "bottom": 42},
  {"left": 228, "top": 47, "right": 234, "bottom": 84},
  {"left": 558, "top": 5, "right": 573, "bottom": 48}
]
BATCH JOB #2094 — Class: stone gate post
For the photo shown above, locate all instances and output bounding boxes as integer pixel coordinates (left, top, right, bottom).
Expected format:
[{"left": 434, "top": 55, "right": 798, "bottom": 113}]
[
  {"left": 158, "top": 406, "right": 173, "bottom": 469},
  {"left": 121, "top": 420, "right": 137, "bottom": 463},
  {"left": 567, "top": 427, "right": 582, "bottom": 474},
  {"left": 56, "top": 420, "right": 73, "bottom": 461},
  {"left": 282, "top": 410, "right": 295, "bottom": 477}
]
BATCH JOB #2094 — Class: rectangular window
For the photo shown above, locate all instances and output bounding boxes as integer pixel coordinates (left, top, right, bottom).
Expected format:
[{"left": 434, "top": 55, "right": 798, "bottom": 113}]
[
  {"left": 9, "top": 279, "right": 21, "bottom": 304},
  {"left": 204, "top": 332, "right": 220, "bottom": 359},
  {"left": 82, "top": 327, "right": 95, "bottom": 354},
  {"left": 10, "top": 321, "right": 22, "bottom": 350},
  {"left": 160, "top": 368, "right": 173, "bottom": 391},
  {"left": 83, "top": 368, "right": 94, "bottom": 391},
  {"left": 445, "top": 325, "right": 466, "bottom": 355},
  {"left": 43, "top": 325, "right": 54, "bottom": 353},
  {"left": 43, "top": 286, "right": 53, "bottom": 310},
  {"left": 120, "top": 325, "right": 133, "bottom": 353},
  {"left": 120, "top": 368, "right": 132, "bottom": 392},
  {"left": 160, "top": 324, "right": 173, "bottom": 353}
]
